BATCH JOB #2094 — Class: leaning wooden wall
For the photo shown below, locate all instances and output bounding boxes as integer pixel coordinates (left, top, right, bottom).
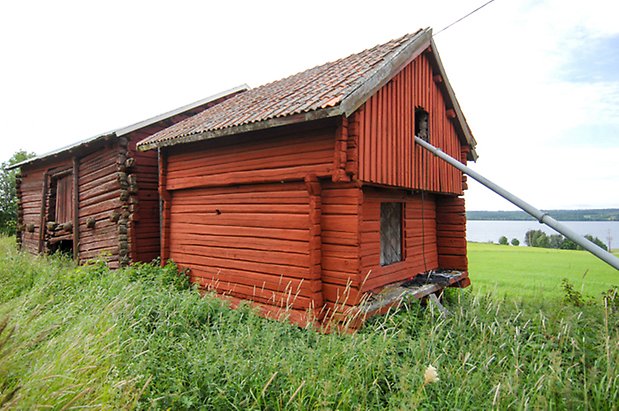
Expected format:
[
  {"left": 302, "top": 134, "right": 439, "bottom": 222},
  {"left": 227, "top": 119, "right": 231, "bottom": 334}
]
[
  {"left": 356, "top": 50, "right": 463, "bottom": 194},
  {"left": 16, "top": 142, "right": 124, "bottom": 266},
  {"left": 15, "top": 95, "right": 225, "bottom": 264},
  {"left": 17, "top": 167, "right": 47, "bottom": 254},
  {"left": 17, "top": 159, "right": 76, "bottom": 254}
]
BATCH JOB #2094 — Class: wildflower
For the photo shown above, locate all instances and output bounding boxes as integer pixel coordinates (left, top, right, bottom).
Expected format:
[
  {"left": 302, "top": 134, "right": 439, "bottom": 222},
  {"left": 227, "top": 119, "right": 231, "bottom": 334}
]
[
  {"left": 423, "top": 365, "right": 439, "bottom": 385},
  {"left": 410, "top": 364, "right": 440, "bottom": 408}
]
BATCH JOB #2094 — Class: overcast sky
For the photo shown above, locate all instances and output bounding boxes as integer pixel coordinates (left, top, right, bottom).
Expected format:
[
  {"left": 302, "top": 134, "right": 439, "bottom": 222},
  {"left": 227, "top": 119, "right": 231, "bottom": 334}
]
[{"left": 1, "top": 0, "right": 617, "bottom": 210}]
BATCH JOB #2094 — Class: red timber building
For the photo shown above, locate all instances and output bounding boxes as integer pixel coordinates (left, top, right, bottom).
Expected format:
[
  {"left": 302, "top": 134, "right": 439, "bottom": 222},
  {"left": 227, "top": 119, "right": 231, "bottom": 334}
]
[
  {"left": 11, "top": 86, "right": 246, "bottom": 268},
  {"left": 137, "top": 29, "right": 479, "bottom": 326}
]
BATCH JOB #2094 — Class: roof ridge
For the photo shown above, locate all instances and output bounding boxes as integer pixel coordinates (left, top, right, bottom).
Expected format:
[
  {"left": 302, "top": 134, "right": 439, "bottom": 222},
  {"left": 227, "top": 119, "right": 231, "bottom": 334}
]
[
  {"left": 341, "top": 31, "right": 421, "bottom": 100},
  {"left": 338, "top": 28, "right": 430, "bottom": 116},
  {"left": 144, "top": 43, "right": 384, "bottom": 140},
  {"left": 136, "top": 28, "right": 476, "bottom": 158}
]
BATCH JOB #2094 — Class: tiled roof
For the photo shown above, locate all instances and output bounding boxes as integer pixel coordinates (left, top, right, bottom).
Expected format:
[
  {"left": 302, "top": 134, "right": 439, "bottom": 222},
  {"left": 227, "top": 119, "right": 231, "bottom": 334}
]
[{"left": 137, "top": 29, "right": 430, "bottom": 150}]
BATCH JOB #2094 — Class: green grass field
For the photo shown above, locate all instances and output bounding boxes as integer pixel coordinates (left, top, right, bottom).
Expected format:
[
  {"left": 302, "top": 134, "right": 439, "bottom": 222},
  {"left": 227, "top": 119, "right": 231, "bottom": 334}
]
[
  {"left": 468, "top": 242, "right": 619, "bottom": 301},
  {"left": 0, "top": 236, "right": 617, "bottom": 409}
]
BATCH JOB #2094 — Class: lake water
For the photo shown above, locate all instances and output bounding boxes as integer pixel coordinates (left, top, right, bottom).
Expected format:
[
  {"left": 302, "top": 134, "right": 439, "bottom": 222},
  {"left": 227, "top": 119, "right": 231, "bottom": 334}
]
[{"left": 466, "top": 220, "right": 619, "bottom": 249}]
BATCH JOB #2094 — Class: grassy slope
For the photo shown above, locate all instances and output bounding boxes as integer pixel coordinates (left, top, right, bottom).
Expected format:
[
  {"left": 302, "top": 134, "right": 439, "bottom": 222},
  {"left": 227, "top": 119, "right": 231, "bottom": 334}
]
[
  {"left": 468, "top": 242, "right": 618, "bottom": 301},
  {"left": 0, "top": 236, "right": 618, "bottom": 410}
]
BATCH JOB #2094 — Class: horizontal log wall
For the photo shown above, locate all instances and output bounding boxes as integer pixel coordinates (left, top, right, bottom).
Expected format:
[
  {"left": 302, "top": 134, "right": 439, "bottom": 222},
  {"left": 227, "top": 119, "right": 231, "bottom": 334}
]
[
  {"left": 14, "top": 91, "right": 237, "bottom": 262},
  {"left": 78, "top": 145, "right": 121, "bottom": 267},
  {"left": 165, "top": 124, "right": 336, "bottom": 191},
  {"left": 127, "top": 128, "right": 163, "bottom": 263},
  {"left": 168, "top": 182, "right": 319, "bottom": 311},
  {"left": 43, "top": 166, "right": 74, "bottom": 249},
  {"left": 320, "top": 182, "right": 361, "bottom": 309},
  {"left": 18, "top": 167, "right": 46, "bottom": 254},
  {"left": 345, "top": 112, "right": 360, "bottom": 178},
  {"left": 360, "top": 187, "right": 439, "bottom": 293},
  {"left": 436, "top": 196, "right": 468, "bottom": 270},
  {"left": 122, "top": 102, "right": 227, "bottom": 263},
  {"left": 357, "top": 50, "right": 464, "bottom": 194}
]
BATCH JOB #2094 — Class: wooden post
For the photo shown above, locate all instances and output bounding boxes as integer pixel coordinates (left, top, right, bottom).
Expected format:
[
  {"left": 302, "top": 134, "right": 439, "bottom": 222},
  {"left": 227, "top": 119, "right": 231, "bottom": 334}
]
[
  {"left": 304, "top": 174, "right": 324, "bottom": 320},
  {"left": 38, "top": 171, "right": 49, "bottom": 253},
  {"left": 117, "top": 139, "right": 131, "bottom": 267},
  {"left": 435, "top": 196, "right": 468, "bottom": 271},
  {"left": 15, "top": 173, "right": 23, "bottom": 250},
  {"left": 332, "top": 116, "right": 350, "bottom": 183},
  {"left": 117, "top": 141, "right": 139, "bottom": 263},
  {"left": 158, "top": 149, "right": 171, "bottom": 265},
  {"left": 345, "top": 111, "right": 360, "bottom": 178},
  {"left": 72, "top": 156, "right": 79, "bottom": 262}
]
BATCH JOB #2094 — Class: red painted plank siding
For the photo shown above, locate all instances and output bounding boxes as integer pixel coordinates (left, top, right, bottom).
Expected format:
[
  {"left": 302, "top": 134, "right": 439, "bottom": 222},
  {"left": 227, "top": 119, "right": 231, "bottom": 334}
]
[{"left": 357, "top": 51, "right": 464, "bottom": 194}]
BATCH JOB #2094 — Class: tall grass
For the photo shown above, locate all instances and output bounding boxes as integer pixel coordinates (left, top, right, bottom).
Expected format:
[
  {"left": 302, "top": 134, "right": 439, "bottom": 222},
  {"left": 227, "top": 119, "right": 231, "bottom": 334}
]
[
  {"left": 0, "top": 236, "right": 617, "bottom": 409},
  {"left": 468, "top": 242, "right": 618, "bottom": 301}
]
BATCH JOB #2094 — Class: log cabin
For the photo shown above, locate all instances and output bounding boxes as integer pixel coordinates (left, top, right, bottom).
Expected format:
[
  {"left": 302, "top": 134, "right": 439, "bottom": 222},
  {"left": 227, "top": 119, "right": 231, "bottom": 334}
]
[
  {"left": 137, "top": 28, "right": 478, "bottom": 327},
  {"left": 10, "top": 86, "right": 247, "bottom": 268}
]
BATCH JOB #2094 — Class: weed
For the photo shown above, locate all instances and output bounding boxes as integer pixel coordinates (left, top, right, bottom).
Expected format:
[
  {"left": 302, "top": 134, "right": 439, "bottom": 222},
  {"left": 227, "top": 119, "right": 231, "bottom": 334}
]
[
  {"left": 562, "top": 278, "right": 593, "bottom": 307},
  {"left": 0, "top": 236, "right": 618, "bottom": 409},
  {"left": 602, "top": 286, "right": 619, "bottom": 313},
  {"left": 124, "top": 259, "right": 191, "bottom": 291}
]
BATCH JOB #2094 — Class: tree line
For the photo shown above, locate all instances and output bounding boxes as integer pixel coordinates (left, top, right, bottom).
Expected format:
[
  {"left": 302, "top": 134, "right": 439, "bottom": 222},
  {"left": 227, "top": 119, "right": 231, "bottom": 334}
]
[
  {"left": 470, "top": 209, "right": 619, "bottom": 221},
  {"left": 524, "top": 230, "right": 608, "bottom": 251},
  {"left": 498, "top": 230, "right": 608, "bottom": 251},
  {"left": 0, "top": 151, "right": 36, "bottom": 235}
]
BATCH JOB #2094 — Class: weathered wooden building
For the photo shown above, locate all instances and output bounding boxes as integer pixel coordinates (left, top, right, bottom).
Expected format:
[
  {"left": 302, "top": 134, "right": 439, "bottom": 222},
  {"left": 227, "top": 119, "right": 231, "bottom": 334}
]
[
  {"left": 11, "top": 86, "right": 247, "bottom": 267},
  {"left": 138, "top": 28, "right": 478, "bottom": 326}
]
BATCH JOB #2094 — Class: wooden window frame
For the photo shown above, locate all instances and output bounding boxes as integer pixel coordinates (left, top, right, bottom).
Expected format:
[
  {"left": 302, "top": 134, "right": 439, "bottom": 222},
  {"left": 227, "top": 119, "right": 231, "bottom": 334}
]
[
  {"left": 48, "top": 169, "right": 73, "bottom": 225},
  {"left": 415, "top": 107, "right": 430, "bottom": 142},
  {"left": 380, "top": 202, "right": 403, "bottom": 266}
]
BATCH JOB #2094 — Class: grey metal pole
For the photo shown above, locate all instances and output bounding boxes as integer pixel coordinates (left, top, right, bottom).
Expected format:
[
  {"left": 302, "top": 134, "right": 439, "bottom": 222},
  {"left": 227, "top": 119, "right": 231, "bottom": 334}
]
[{"left": 415, "top": 136, "right": 619, "bottom": 271}]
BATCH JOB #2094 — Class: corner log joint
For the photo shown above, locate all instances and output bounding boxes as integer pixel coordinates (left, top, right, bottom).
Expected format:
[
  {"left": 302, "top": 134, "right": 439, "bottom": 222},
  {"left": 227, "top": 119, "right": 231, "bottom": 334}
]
[
  {"left": 304, "top": 174, "right": 325, "bottom": 321},
  {"left": 332, "top": 116, "right": 351, "bottom": 183}
]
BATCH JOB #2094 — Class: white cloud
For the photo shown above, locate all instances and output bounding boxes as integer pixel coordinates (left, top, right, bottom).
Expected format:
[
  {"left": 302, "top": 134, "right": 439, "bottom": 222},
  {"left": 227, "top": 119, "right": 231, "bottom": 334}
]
[
  {"left": 435, "top": 0, "right": 619, "bottom": 210},
  {"left": 0, "top": 0, "right": 616, "bottom": 210}
]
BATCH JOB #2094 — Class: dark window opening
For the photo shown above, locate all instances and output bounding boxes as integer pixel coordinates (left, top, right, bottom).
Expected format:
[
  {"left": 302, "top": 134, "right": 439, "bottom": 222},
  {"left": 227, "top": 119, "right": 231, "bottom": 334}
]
[
  {"left": 415, "top": 108, "right": 429, "bottom": 142},
  {"left": 380, "top": 202, "right": 403, "bottom": 266},
  {"left": 45, "top": 172, "right": 74, "bottom": 256},
  {"left": 49, "top": 239, "right": 73, "bottom": 256}
]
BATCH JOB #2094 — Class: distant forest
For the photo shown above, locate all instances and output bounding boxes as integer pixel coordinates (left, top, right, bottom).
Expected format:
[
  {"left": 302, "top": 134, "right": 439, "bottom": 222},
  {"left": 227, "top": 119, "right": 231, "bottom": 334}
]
[{"left": 467, "top": 209, "right": 619, "bottom": 221}]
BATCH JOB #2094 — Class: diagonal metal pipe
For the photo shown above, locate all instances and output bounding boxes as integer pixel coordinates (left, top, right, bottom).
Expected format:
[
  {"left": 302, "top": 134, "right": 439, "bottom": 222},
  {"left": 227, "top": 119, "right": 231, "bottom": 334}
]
[{"left": 415, "top": 136, "right": 619, "bottom": 271}]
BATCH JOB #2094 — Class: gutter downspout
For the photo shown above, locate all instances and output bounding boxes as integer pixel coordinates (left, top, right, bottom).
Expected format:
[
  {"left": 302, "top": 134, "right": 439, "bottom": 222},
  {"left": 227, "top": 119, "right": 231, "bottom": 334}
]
[{"left": 415, "top": 136, "right": 619, "bottom": 271}]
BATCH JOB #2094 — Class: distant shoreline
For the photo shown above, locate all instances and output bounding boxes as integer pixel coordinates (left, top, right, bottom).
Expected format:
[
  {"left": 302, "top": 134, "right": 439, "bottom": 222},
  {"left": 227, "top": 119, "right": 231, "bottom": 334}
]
[{"left": 467, "top": 209, "right": 619, "bottom": 222}]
